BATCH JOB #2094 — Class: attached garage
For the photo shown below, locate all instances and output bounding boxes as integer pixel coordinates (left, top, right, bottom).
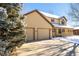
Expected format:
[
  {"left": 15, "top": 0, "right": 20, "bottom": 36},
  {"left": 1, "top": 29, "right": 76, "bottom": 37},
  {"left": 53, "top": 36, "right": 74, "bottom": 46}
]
[
  {"left": 24, "top": 10, "right": 53, "bottom": 42},
  {"left": 26, "top": 28, "right": 52, "bottom": 41}
]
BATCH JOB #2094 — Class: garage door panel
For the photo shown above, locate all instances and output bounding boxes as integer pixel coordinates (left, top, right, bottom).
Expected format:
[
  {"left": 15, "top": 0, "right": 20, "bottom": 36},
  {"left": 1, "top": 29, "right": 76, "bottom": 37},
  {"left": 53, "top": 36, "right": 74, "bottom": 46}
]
[
  {"left": 38, "top": 29, "right": 49, "bottom": 40},
  {"left": 26, "top": 28, "right": 34, "bottom": 41}
]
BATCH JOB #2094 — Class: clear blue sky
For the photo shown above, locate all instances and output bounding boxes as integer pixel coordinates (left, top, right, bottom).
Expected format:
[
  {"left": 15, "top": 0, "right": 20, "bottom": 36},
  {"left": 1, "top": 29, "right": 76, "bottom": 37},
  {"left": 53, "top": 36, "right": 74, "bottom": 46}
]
[{"left": 21, "top": 3, "right": 72, "bottom": 25}]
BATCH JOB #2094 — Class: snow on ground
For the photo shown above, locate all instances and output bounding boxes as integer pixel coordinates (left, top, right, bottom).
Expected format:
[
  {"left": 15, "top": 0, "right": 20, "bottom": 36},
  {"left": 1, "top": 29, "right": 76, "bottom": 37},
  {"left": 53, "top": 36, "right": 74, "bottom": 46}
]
[
  {"left": 66, "top": 36, "right": 79, "bottom": 44},
  {"left": 52, "top": 35, "right": 79, "bottom": 44}
]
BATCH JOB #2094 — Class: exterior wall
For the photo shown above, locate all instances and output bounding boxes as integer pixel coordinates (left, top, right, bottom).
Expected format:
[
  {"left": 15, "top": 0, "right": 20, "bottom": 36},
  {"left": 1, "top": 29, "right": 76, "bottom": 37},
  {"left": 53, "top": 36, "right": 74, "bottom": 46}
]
[
  {"left": 63, "top": 28, "right": 73, "bottom": 36},
  {"left": 25, "top": 12, "right": 52, "bottom": 28},
  {"left": 24, "top": 11, "right": 53, "bottom": 41},
  {"left": 55, "top": 27, "right": 73, "bottom": 37}
]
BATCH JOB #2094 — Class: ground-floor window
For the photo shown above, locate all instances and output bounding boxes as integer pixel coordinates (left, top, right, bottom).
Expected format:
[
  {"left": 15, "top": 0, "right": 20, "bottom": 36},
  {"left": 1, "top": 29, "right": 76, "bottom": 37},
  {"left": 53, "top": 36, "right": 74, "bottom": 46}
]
[
  {"left": 58, "top": 29, "right": 62, "bottom": 34},
  {"left": 62, "top": 29, "right": 65, "bottom": 32}
]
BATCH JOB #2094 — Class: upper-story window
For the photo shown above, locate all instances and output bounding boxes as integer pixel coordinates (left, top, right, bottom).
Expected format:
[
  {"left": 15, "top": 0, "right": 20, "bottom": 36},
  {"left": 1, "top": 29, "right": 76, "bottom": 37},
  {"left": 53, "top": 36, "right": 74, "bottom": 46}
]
[
  {"left": 51, "top": 19, "right": 54, "bottom": 22},
  {"left": 61, "top": 20, "right": 65, "bottom": 25},
  {"left": 51, "top": 17, "right": 66, "bottom": 25},
  {"left": 51, "top": 18, "right": 55, "bottom": 23}
]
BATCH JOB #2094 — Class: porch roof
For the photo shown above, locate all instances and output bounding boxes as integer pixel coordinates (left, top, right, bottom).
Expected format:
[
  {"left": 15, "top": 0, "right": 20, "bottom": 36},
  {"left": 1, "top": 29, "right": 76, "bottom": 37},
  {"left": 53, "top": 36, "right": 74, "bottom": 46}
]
[
  {"left": 73, "top": 27, "right": 79, "bottom": 30},
  {"left": 52, "top": 23, "right": 73, "bottom": 28}
]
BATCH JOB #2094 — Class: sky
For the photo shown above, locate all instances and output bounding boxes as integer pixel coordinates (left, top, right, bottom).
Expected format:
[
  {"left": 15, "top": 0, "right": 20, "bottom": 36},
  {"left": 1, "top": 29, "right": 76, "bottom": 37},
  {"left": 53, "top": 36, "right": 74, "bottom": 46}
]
[{"left": 21, "top": 3, "right": 73, "bottom": 26}]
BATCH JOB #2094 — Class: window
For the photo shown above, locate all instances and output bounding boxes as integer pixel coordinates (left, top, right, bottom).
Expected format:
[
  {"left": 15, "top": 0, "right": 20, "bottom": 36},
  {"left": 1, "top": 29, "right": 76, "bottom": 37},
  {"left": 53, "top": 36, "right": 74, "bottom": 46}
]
[
  {"left": 68, "top": 30, "right": 70, "bottom": 32},
  {"left": 51, "top": 18, "right": 55, "bottom": 23},
  {"left": 61, "top": 21, "right": 65, "bottom": 25},
  {"left": 52, "top": 29, "right": 55, "bottom": 32},
  {"left": 58, "top": 29, "right": 62, "bottom": 34},
  {"left": 62, "top": 29, "right": 65, "bottom": 32}
]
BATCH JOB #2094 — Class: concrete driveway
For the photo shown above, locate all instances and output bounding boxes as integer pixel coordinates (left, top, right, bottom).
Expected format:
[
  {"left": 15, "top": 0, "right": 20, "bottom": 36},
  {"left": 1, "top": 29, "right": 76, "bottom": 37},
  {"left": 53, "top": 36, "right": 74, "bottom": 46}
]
[{"left": 15, "top": 39, "right": 79, "bottom": 56}]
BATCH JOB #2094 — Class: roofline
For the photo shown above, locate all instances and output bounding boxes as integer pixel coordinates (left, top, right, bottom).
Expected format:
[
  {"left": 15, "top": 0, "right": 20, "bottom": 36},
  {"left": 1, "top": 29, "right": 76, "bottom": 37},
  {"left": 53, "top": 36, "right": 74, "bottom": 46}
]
[
  {"left": 59, "top": 16, "right": 67, "bottom": 21},
  {"left": 24, "top": 9, "right": 54, "bottom": 27},
  {"left": 54, "top": 26, "right": 74, "bottom": 29},
  {"left": 24, "top": 10, "right": 37, "bottom": 16}
]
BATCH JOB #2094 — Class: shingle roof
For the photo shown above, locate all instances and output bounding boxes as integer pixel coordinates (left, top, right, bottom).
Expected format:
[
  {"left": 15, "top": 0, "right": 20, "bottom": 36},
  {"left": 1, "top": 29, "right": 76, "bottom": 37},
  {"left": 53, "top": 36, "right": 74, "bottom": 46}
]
[{"left": 39, "top": 10, "right": 60, "bottom": 18}]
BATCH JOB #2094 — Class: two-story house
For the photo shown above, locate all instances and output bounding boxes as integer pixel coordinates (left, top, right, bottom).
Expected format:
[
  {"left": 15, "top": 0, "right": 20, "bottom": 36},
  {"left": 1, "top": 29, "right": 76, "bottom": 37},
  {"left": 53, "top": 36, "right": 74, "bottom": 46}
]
[{"left": 24, "top": 10, "right": 73, "bottom": 42}]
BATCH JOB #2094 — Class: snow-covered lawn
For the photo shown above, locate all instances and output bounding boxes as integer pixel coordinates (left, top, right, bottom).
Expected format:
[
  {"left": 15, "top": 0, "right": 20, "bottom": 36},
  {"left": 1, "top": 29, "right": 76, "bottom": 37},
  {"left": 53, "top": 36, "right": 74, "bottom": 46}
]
[{"left": 52, "top": 35, "right": 79, "bottom": 44}]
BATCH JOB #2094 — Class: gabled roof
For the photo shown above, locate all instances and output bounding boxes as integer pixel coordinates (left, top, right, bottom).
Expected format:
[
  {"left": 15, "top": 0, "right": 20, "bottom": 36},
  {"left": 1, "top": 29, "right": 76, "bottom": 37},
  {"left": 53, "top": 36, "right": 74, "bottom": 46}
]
[
  {"left": 24, "top": 10, "right": 70, "bottom": 28},
  {"left": 37, "top": 10, "right": 67, "bottom": 21},
  {"left": 39, "top": 10, "right": 60, "bottom": 18},
  {"left": 24, "top": 10, "right": 54, "bottom": 27},
  {"left": 59, "top": 16, "right": 67, "bottom": 21}
]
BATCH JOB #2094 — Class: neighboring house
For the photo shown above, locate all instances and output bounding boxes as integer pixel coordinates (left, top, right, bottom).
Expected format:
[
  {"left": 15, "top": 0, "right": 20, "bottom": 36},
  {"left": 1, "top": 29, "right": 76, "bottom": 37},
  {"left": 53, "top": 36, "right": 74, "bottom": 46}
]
[
  {"left": 24, "top": 10, "right": 73, "bottom": 41},
  {"left": 73, "top": 27, "right": 79, "bottom": 35}
]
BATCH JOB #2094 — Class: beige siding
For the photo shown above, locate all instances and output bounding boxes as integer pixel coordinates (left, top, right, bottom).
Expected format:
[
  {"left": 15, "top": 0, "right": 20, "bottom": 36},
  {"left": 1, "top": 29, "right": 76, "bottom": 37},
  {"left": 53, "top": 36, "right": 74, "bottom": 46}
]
[
  {"left": 25, "top": 12, "right": 52, "bottom": 28},
  {"left": 55, "top": 27, "right": 73, "bottom": 36}
]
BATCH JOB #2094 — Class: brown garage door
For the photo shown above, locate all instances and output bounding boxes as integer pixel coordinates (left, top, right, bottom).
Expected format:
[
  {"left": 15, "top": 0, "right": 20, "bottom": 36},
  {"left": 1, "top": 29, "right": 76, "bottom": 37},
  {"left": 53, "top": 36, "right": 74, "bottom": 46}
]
[
  {"left": 26, "top": 27, "right": 35, "bottom": 41},
  {"left": 37, "top": 28, "right": 50, "bottom": 40}
]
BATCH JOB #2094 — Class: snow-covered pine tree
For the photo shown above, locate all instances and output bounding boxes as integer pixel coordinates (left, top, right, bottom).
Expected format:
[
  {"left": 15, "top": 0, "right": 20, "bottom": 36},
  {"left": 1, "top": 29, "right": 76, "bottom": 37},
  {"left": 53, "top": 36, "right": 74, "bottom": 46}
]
[{"left": 0, "top": 3, "right": 26, "bottom": 56}]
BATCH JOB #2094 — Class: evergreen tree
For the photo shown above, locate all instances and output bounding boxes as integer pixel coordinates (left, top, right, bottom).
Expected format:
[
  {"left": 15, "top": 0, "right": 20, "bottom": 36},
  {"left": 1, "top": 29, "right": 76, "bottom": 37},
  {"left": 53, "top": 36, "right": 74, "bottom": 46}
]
[{"left": 0, "top": 3, "right": 26, "bottom": 56}]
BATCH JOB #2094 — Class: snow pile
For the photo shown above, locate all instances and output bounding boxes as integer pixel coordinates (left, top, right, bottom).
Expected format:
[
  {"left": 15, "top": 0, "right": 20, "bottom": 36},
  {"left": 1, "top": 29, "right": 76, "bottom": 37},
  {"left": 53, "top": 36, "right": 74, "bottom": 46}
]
[
  {"left": 52, "top": 36, "right": 79, "bottom": 44},
  {"left": 66, "top": 36, "right": 79, "bottom": 44},
  {"left": 52, "top": 37, "right": 68, "bottom": 42}
]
